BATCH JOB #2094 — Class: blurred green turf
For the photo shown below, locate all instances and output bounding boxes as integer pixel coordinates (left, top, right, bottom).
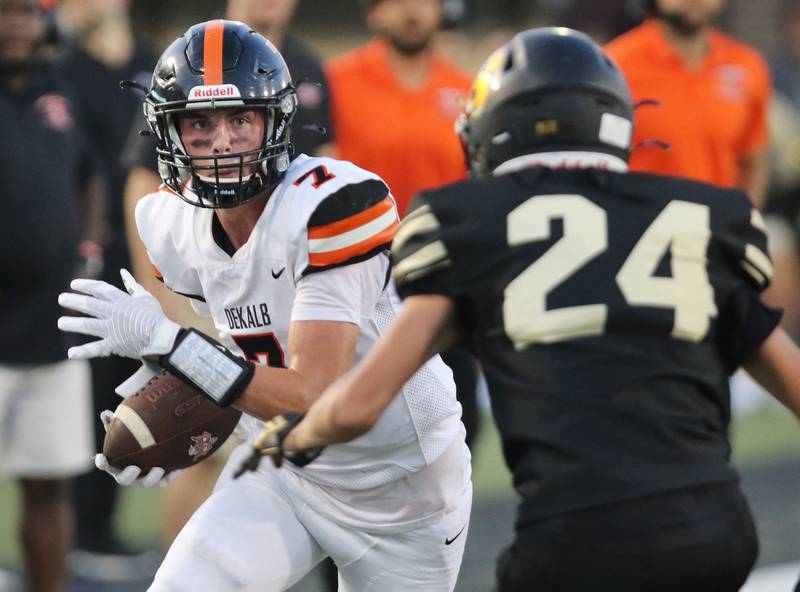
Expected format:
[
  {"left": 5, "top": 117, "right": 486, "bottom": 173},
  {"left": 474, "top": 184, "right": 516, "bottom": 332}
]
[
  {"left": 732, "top": 403, "right": 800, "bottom": 464},
  {"left": 1, "top": 407, "right": 799, "bottom": 567}
]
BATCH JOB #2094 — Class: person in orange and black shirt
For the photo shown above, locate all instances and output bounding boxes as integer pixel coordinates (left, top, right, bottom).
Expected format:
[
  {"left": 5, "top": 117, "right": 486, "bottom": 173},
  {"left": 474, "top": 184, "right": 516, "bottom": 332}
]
[
  {"left": 606, "top": 0, "right": 771, "bottom": 208},
  {"left": 327, "top": 0, "right": 481, "bottom": 453},
  {"left": 0, "top": 0, "right": 104, "bottom": 590}
]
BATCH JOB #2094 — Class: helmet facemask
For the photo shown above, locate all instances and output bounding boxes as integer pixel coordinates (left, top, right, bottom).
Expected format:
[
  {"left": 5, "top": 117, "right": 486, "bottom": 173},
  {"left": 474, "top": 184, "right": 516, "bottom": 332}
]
[{"left": 146, "top": 91, "right": 298, "bottom": 209}]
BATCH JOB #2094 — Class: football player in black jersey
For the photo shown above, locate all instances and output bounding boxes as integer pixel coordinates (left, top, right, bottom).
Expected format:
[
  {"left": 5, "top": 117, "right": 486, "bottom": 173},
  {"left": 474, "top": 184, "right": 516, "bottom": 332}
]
[{"left": 249, "top": 28, "right": 800, "bottom": 591}]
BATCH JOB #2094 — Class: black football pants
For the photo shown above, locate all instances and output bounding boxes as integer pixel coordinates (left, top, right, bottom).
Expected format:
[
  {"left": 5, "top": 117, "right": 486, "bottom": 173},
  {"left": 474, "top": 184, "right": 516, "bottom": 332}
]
[{"left": 496, "top": 482, "right": 758, "bottom": 592}]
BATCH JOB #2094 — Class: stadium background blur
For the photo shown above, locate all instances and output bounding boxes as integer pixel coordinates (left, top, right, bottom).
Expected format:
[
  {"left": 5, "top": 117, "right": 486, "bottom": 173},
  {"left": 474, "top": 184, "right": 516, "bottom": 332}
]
[{"left": 3, "top": 0, "right": 800, "bottom": 590}]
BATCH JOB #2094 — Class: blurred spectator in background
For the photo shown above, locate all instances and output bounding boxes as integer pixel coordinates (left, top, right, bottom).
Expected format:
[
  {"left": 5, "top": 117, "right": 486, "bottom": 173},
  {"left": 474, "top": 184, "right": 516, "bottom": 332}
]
[
  {"left": 0, "top": 0, "right": 101, "bottom": 589},
  {"left": 54, "top": 0, "right": 159, "bottom": 577},
  {"left": 764, "top": 92, "right": 800, "bottom": 220},
  {"left": 327, "top": 0, "right": 481, "bottom": 450},
  {"left": 544, "top": 0, "right": 641, "bottom": 41},
  {"left": 769, "top": 0, "right": 800, "bottom": 108},
  {"left": 120, "top": 0, "right": 336, "bottom": 555},
  {"left": 607, "top": 0, "right": 772, "bottom": 207},
  {"left": 766, "top": 0, "right": 800, "bottom": 220},
  {"left": 761, "top": 215, "right": 800, "bottom": 335},
  {"left": 329, "top": 0, "right": 469, "bottom": 216}
]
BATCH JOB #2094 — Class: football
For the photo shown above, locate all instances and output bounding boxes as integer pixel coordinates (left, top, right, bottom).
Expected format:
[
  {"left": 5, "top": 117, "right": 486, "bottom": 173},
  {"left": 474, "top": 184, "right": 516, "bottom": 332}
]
[{"left": 103, "top": 371, "right": 242, "bottom": 472}]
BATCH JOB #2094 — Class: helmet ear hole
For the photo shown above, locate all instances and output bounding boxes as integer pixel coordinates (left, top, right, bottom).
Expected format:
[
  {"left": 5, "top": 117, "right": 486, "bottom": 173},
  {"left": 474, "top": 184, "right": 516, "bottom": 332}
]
[{"left": 503, "top": 52, "right": 515, "bottom": 73}]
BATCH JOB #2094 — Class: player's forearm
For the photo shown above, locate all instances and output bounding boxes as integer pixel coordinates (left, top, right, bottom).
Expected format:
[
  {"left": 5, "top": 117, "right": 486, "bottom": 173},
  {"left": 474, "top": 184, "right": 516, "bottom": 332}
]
[
  {"left": 286, "top": 350, "right": 411, "bottom": 450},
  {"left": 282, "top": 381, "right": 372, "bottom": 450},
  {"left": 234, "top": 320, "right": 361, "bottom": 421},
  {"left": 283, "top": 295, "right": 457, "bottom": 451},
  {"left": 234, "top": 365, "right": 319, "bottom": 420},
  {"left": 282, "top": 358, "right": 413, "bottom": 451},
  {"left": 744, "top": 327, "right": 800, "bottom": 418}
]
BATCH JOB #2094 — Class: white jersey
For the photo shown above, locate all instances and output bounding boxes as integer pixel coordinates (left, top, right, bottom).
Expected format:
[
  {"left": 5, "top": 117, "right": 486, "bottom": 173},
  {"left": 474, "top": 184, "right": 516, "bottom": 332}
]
[{"left": 136, "top": 155, "right": 466, "bottom": 495}]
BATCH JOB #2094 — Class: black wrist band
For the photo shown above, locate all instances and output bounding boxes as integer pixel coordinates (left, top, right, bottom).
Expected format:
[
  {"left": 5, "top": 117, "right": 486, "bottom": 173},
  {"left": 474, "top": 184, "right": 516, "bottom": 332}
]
[{"left": 159, "top": 328, "right": 255, "bottom": 407}]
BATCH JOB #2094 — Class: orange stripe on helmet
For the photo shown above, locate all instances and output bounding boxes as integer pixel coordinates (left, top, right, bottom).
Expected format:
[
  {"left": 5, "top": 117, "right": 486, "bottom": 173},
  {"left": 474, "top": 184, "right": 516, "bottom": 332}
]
[
  {"left": 308, "top": 197, "right": 395, "bottom": 240},
  {"left": 203, "top": 20, "right": 225, "bottom": 85},
  {"left": 308, "top": 220, "right": 399, "bottom": 267}
]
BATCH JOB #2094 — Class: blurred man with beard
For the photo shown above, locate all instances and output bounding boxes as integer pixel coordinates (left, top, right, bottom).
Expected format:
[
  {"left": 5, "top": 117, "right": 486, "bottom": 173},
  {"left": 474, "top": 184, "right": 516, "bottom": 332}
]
[
  {"left": 327, "top": 0, "right": 471, "bottom": 217},
  {"left": 606, "top": 0, "right": 771, "bottom": 207},
  {"left": 0, "top": 0, "right": 102, "bottom": 589}
]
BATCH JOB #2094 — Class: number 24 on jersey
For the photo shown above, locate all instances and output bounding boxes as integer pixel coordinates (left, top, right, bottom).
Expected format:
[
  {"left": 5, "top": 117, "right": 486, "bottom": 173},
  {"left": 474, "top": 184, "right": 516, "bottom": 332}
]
[{"left": 504, "top": 195, "right": 718, "bottom": 348}]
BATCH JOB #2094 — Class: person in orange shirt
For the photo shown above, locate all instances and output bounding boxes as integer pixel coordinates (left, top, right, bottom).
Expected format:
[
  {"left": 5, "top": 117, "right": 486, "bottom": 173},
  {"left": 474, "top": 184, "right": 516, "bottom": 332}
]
[
  {"left": 606, "top": 0, "right": 771, "bottom": 207},
  {"left": 327, "top": 0, "right": 471, "bottom": 217}
]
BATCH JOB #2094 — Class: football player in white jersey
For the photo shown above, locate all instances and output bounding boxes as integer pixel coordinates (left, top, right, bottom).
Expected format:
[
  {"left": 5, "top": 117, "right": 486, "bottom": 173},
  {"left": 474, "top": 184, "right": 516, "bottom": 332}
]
[{"left": 57, "top": 20, "right": 471, "bottom": 592}]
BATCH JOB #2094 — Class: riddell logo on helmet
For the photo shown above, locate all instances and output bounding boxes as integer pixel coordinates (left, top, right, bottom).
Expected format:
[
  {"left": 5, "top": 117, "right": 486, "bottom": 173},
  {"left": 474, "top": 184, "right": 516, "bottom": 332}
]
[{"left": 188, "top": 84, "right": 241, "bottom": 100}]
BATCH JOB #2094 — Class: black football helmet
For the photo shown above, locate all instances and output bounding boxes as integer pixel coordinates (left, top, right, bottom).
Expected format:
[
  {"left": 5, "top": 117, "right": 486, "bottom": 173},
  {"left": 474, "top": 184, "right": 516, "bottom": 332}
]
[
  {"left": 144, "top": 20, "right": 298, "bottom": 208},
  {"left": 456, "top": 27, "right": 634, "bottom": 176}
]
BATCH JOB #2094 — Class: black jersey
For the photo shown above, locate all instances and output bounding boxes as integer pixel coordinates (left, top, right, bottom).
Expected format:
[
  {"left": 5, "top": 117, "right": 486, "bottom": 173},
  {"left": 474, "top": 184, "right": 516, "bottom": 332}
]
[
  {"left": 392, "top": 166, "right": 780, "bottom": 522},
  {"left": 0, "top": 66, "right": 90, "bottom": 364}
]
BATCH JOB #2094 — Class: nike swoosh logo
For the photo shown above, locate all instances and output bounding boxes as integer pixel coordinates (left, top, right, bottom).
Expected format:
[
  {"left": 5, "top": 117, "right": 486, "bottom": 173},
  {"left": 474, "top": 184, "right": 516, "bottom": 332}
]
[
  {"left": 271, "top": 267, "right": 286, "bottom": 279},
  {"left": 445, "top": 523, "right": 467, "bottom": 546}
]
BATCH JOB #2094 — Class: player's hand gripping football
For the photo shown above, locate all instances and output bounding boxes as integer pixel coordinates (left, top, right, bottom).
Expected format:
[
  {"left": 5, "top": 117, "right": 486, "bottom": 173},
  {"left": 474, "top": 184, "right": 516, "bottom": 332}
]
[
  {"left": 93, "top": 362, "right": 182, "bottom": 487},
  {"left": 234, "top": 413, "right": 323, "bottom": 478},
  {"left": 58, "top": 269, "right": 182, "bottom": 360}
]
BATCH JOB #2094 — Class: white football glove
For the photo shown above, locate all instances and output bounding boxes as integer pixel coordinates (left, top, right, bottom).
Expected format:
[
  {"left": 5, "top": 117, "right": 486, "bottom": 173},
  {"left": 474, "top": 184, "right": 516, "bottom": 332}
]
[
  {"left": 58, "top": 269, "right": 182, "bottom": 360},
  {"left": 95, "top": 407, "right": 181, "bottom": 488}
]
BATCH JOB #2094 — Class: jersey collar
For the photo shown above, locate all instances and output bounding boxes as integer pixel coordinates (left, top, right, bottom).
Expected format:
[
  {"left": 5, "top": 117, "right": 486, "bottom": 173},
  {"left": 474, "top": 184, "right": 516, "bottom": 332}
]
[{"left": 493, "top": 151, "right": 630, "bottom": 176}]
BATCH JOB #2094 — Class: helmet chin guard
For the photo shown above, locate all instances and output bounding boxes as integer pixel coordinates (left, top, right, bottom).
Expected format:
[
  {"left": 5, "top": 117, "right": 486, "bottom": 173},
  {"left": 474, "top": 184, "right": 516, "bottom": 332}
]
[{"left": 145, "top": 20, "right": 298, "bottom": 208}]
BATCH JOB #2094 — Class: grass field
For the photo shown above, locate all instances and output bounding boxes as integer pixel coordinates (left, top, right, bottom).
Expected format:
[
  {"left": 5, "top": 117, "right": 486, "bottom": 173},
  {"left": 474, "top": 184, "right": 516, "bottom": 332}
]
[{"left": 1, "top": 406, "right": 799, "bottom": 567}]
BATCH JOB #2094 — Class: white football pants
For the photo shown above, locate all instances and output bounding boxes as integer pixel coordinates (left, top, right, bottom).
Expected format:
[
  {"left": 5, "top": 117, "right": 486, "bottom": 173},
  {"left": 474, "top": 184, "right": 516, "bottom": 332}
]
[{"left": 149, "top": 442, "right": 472, "bottom": 591}]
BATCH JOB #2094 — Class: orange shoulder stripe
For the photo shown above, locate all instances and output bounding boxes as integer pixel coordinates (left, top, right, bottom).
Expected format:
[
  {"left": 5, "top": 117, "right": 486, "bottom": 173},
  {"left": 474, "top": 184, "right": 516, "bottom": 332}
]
[
  {"left": 308, "top": 219, "right": 399, "bottom": 267},
  {"left": 308, "top": 196, "right": 394, "bottom": 240}
]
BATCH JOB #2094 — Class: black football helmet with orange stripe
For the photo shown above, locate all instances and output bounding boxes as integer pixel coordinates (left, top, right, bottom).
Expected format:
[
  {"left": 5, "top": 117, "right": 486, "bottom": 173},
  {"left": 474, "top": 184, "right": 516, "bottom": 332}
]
[
  {"left": 456, "top": 28, "right": 633, "bottom": 176},
  {"left": 145, "top": 20, "right": 298, "bottom": 208}
]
